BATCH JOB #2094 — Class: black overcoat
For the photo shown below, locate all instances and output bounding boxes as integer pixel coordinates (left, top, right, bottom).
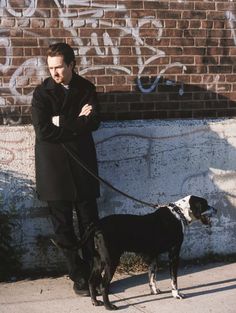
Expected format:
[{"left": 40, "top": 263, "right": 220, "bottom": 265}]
[{"left": 31, "top": 73, "right": 100, "bottom": 201}]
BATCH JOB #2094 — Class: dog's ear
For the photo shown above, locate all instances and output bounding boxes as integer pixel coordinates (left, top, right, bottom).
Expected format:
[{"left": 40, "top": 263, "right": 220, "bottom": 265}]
[{"left": 189, "top": 195, "right": 208, "bottom": 219}]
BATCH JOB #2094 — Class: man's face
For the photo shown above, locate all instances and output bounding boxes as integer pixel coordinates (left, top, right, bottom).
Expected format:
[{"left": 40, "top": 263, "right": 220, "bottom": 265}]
[{"left": 47, "top": 55, "right": 73, "bottom": 85}]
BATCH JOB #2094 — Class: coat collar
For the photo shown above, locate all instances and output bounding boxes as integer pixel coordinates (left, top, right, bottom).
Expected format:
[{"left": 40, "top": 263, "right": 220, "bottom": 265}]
[{"left": 43, "top": 72, "right": 91, "bottom": 92}]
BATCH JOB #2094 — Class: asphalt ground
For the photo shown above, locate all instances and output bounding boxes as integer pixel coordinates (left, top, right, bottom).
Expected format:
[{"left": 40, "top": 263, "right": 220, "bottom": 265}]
[{"left": 0, "top": 261, "right": 236, "bottom": 313}]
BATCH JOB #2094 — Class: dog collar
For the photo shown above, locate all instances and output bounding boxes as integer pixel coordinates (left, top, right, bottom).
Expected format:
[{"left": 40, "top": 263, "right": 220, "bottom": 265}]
[{"left": 168, "top": 203, "right": 189, "bottom": 226}]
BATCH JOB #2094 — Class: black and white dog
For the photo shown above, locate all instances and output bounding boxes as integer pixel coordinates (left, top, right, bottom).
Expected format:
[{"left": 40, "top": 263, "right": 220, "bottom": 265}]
[{"left": 91, "top": 195, "right": 216, "bottom": 309}]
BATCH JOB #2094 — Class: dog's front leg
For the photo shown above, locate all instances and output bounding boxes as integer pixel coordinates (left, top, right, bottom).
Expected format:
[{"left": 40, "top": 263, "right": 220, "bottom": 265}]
[{"left": 169, "top": 246, "right": 184, "bottom": 299}]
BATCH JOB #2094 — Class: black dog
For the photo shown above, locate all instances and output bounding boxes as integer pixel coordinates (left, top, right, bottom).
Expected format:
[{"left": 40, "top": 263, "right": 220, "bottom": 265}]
[{"left": 95, "top": 195, "right": 216, "bottom": 305}]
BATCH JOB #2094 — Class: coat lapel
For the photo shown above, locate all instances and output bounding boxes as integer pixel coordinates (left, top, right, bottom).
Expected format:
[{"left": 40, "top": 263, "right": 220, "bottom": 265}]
[{"left": 62, "top": 81, "right": 90, "bottom": 117}]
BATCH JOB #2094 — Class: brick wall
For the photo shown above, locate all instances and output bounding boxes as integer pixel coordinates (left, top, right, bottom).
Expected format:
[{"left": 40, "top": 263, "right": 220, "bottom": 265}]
[{"left": 1, "top": 0, "right": 236, "bottom": 124}]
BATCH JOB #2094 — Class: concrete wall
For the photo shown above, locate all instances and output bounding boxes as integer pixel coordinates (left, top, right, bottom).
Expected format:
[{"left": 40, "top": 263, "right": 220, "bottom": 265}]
[{"left": 1, "top": 118, "right": 236, "bottom": 271}]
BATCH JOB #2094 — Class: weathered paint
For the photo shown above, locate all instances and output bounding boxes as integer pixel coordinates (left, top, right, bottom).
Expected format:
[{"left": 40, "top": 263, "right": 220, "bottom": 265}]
[{"left": 1, "top": 119, "right": 236, "bottom": 270}]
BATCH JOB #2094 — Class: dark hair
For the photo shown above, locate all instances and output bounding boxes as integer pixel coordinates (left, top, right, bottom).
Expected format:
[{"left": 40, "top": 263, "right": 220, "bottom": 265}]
[{"left": 47, "top": 42, "right": 76, "bottom": 69}]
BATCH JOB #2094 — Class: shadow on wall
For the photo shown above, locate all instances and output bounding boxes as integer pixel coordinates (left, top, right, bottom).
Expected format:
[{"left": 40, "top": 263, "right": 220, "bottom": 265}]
[
  {"left": 0, "top": 170, "right": 58, "bottom": 279},
  {"left": 0, "top": 170, "right": 36, "bottom": 280},
  {"left": 99, "top": 77, "right": 236, "bottom": 121},
  {"left": 0, "top": 170, "right": 37, "bottom": 212}
]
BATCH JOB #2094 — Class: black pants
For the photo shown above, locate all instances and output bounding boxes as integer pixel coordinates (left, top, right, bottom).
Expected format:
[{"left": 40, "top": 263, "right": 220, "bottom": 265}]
[{"left": 48, "top": 198, "right": 99, "bottom": 282}]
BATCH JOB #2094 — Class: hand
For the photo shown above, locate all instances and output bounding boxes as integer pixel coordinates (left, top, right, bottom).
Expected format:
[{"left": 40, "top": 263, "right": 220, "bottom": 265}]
[{"left": 79, "top": 104, "right": 92, "bottom": 117}]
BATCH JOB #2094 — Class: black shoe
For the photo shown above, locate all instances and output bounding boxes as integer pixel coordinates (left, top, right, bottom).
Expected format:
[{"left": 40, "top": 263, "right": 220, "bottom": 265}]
[{"left": 73, "top": 279, "right": 90, "bottom": 296}]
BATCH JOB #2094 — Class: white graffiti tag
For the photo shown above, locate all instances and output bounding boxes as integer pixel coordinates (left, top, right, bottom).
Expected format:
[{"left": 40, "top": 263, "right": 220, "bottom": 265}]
[
  {"left": 54, "top": 1, "right": 186, "bottom": 93},
  {"left": 226, "top": 11, "right": 236, "bottom": 46},
  {"left": 2, "top": 0, "right": 38, "bottom": 17}
]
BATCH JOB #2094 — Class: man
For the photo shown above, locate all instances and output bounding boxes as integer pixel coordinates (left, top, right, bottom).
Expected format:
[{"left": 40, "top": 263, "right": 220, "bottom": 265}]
[{"left": 31, "top": 42, "right": 100, "bottom": 295}]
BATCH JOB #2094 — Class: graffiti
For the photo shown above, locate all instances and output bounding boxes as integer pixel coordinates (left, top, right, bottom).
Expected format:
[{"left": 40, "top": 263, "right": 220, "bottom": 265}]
[
  {"left": 5, "top": 0, "right": 38, "bottom": 17},
  {"left": 0, "top": 0, "right": 187, "bottom": 123},
  {"left": 0, "top": 56, "right": 46, "bottom": 125},
  {"left": 204, "top": 75, "right": 220, "bottom": 92},
  {"left": 2, "top": 1, "right": 235, "bottom": 123},
  {"left": 54, "top": 1, "right": 186, "bottom": 93},
  {"left": 76, "top": 16, "right": 186, "bottom": 93},
  {"left": 226, "top": 11, "right": 236, "bottom": 46}
]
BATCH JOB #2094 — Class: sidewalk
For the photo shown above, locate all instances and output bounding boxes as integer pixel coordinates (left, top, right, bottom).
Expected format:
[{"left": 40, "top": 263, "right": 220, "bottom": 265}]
[{"left": 0, "top": 262, "right": 236, "bottom": 313}]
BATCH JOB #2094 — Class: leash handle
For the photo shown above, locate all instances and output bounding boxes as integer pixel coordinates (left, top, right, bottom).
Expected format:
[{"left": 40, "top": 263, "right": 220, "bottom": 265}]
[{"left": 61, "top": 143, "right": 158, "bottom": 209}]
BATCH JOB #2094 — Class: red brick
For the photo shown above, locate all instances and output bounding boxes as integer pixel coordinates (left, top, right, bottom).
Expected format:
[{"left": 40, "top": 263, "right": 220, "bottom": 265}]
[
  {"left": 195, "top": 2, "right": 215, "bottom": 10},
  {"left": 163, "top": 29, "right": 183, "bottom": 38},
  {"left": 37, "top": 0, "right": 56, "bottom": 8},
  {"left": 189, "top": 20, "right": 201, "bottom": 29},
  {"left": 144, "top": 2, "right": 169, "bottom": 10},
  {"left": 209, "top": 66, "right": 232, "bottom": 74},
  {"left": 183, "top": 47, "right": 205, "bottom": 55},
  {"left": 213, "top": 21, "right": 225, "bottom": 29},
  {"left": 51, "top": 28, "right": 74, "bottom": 38},
  {"left": 170, "top": 2, "right": 194, "bottom": 10},
  {"left": 113, "top": 76, "right": 126, "bottom": 85},
  {"left": 31, "top": 18, "right": 45, "bottom": 28},
  {"left": 217, "top": 2, "right": 235, "bottom": 11},
  {"left": 105, "top": 10, "right": 130, "bottom": 19},
  {"left": 120, "top": 1, "right": 143, "bottom": 9},
  {"left": 165, "top": 20, "right": 177, "bottom": 28},
  {"left": 156, "top": 11, "right": 181, "bottom": 19},
  {"left": 184, "top": 29, "right": 207, "bottom": 38},
  {"left": 130, "top": 10, "right": 153, "bottom": 18},
  {"left": 182, "top": 11, "right": 206, "bottom": 19},
  {"left": 191, "top": 76, "right": 202, "bottom": 84},
  {"left": 24, "top": 28, "right": 51, "bottom": 37},
  {"left": 177, "top": 20, "right": 189, "bottom": 29},
  {"left": 171, "top": 56, "right": 194, "bottom": 64},
  {"left": 34, "top": 9, "right": 50, "bottom": 18},
  {"left": 11, "top": 38, "right": 38, "bottom": 46},
  {"left": 12, "top": 48, "right": 24, "bottom": 56},
  {"left": 1, "top": 18, "right": 15, "bottom": 27},
  {"left": 45, "top": 18, "right": 59, "bottom": 28},
  {"left": 10, "top": 29, "right": 23, "bottom": 37},
  {"left": 171, "top": 38, "right": 194, "bottom": 46},
  {"left": 97, "top": 76, "right": 113, "bottom": 85},
  {"left": 226, "top": 75, "right": 236, "bottom": 83}
]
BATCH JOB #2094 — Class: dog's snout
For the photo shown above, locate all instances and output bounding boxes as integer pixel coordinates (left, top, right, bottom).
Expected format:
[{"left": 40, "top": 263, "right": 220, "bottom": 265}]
[
  {"left": 199, "top": 205, "right": 217, "bottom": 226},
  {"left": 201, "top": 206, "right": 217, "bottom": 217},
  {"left": 210, "top": 206, "right": 217, "bottom": 215}
]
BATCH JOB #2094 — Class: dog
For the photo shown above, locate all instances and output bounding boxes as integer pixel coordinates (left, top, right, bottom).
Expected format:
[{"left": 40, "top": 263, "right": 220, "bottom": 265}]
[{"left": 93, "top": 195, "right": 216, "bottom": 307}]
